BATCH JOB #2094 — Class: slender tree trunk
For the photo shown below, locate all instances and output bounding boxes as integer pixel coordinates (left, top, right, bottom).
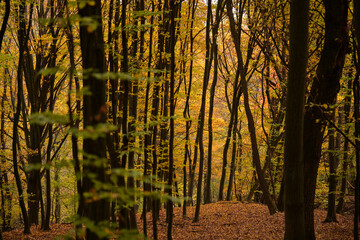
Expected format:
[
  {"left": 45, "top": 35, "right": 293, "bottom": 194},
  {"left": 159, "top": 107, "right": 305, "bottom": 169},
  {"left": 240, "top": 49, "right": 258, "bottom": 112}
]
[
  {"left": 353, "top": 0, "right": 360, "bottom": 237},
  {"left": 193, "top": 0, "right": 212, "bottom": 222},
  {"left": 142, "top": 0, "right": 154, "bottom": 236},
  {"left": 54, "top": 162, "right": 60, "bottom": 224},
  {"left": 226, "top": 114, "right": 238, "bottom": 201},
  {"left": 183, "top": 0, "right": 196, "bottom": 214},
  {"left": 205, "top": 0, "right": 223, "bottom": 204},
  {"left": 219, "top": 79, "right": 241, "bottom": 201},
  {"left": 127, "top": 0, "right": 140, "bottom": 230},
  {"left": 167, "top": 1, "right": 177, "bottom": 238},
  {"left": 0, "top": 81, "right": 11, "bottom": 231},
  {"left": 324, "top": 110, "right": 340, "bottom": 222},
  {"left": 337, "top": 78, "right": 352, "bottom": 213},
  {"left": 354, "top": 72, "right": 360, "bottom": 240},
  {"left": 43, "top": 8, "right": 58, "bottom": 228},
  {"left": 226, "top": 0, "right": 277, "bottom": 214},
  {"left": 150, "top": 1, "right": 166, "bottom": 237},
  {"left": 13, "top": 0, "right": 31, "bottom": 234},
  {"left": 65, "top": 4, "right": 83, "bottom": 239}
]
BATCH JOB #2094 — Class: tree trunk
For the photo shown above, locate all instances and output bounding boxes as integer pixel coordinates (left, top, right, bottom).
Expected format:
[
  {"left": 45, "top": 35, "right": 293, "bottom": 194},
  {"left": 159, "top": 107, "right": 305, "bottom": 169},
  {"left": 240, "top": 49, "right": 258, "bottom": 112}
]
[
  {"left": 353, "top": 0, "right": 360, "bottom": 237},
  {"left": 54, "top": 162, "right": 60, "bottom": 224},
  {"left": 193, "top": 0, "right": 212, "bottom": 222},
  {"left": 324, "top": 110, "right": 340, "bottom": 222},
  {"left": 142, "top": 0, "right": 154, "bottom": 236},
  {"left": 167, "top": 1, "right": 177, "bottom": 238},
  {"left": 354, "top": 72, "right": 360, "bottom": 240},
  {"left": 283, "top": 0, "right": 309, "bottom": 236},
  {"left": 226, "top": 115, "right": 239, "bottom": 201},
  {"left": 0, "top": 2, "right": 10, "bottom": 232},
  {"left": 225, "top": 0, "right": 277, "bottom": 214},
  {"left": 337, "top": 77, "right": 352, "bottom": 213},
  {"left": 182, "top": 0, "right": 196, "bottom": 215},
  {"left": 78, "top": 1, "right": 109, "bottom": 239},
  {"left": 205, "top": 0, "right": 223, "bottom": 204},
  {"left": 303, "top": 0, "right": 348, "bottom": 238},
  {"left": 65, "top": 5, "right": 83, "bottom": 239}
]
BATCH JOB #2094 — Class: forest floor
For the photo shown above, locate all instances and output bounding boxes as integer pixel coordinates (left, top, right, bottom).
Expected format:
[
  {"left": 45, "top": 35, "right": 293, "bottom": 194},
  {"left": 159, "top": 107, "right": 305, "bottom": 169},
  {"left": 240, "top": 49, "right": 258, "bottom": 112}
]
[{"left": 2, "top": 201, "right": 354, "bottom": 239}]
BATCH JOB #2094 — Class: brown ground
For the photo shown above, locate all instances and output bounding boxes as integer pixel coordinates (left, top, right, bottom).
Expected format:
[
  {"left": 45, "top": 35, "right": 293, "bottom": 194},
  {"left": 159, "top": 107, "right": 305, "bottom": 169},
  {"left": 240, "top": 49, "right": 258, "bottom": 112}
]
[{"left": 2, "top": 201, "right": 354, "bottom": 239}]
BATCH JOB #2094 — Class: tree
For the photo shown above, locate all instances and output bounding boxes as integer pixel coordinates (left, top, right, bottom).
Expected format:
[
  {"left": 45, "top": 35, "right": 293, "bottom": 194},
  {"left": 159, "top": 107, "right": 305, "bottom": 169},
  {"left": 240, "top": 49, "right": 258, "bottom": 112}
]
[
  {"left": 324, "top": 109, "right": 340, "bottom": 223},
  {"left": 303, "top": 0, "right": 349, "bottom": 238},
  {"left": 167, "top": 0, "right": 177, "bottom": 237},
  {"left": 336, "top": 77, "right": 352, "bottom": 213},
  {"left": 205, "top": 0, "right": 224, "bottom": 204},
  {"left": 283, "top": 0, "right": 309, "bottom": 236},
  {"left": 353, "top": 0, "right": 360, "bottom": 237},
  {"left": 0, "top": 0, "right": 10, "bottom": 237},
  {"left": 193, "top": 0, "right": 213, "bottom": 222},
  {"left": 78, "top": 0, "right": 109, "bottom": 238},
  {"left": 225, "top": 0, "right": 277, "bottom": 214},
  {"left": 13, "top": 0, "right": 32, "bottom": 234}
]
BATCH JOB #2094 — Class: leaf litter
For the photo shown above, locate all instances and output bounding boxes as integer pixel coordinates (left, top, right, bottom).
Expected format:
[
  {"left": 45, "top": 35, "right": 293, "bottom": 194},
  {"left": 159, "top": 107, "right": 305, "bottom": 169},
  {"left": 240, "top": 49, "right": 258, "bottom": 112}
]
[{"left": 2, "top": 201, "right": 354, "bottom": 239}]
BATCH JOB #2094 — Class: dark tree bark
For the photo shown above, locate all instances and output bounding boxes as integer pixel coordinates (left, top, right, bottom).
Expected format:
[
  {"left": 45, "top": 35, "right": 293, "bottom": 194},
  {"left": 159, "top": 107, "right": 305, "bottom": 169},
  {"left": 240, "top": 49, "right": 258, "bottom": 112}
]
[
  {"left": 337, "top": 78, "right": 352, "bottom": 213},
  {"left": 303, "top": 0, "right": 349, "bottom": 238},
  {"left": 127, "top": 0, "right": 141, "bottom": 230},
  {"left": 78, "top": 1, "right": 109, "bottom": 239},
  {"left": 54, "top": 162, "right": 60, "bottom": 224},
  {"left": 167, "top": 1, "right": 177, "bottom": 238},
  {"left": 226, "top": 114, "right": 239, "bottom": 201},
  {"left": 142, "top": 0, "right": 154, "bottom": 236},
  {"left": 0, "top": 2, "right": 10, "bottom": 236},
  {"left": 117, "top": 0, "right": 132, "bottom": 230},
  {"left": 182, "top": 0, "right": 196, "bottom": 217},
  {"left": 0, "top": 84, "right": 11, "bottom": 231},
  {"left": 354, "top": 71, "right": 360, "bottom": 240},
  {"left": 283, "top": 0, "right": 309, "bottom": 236},
  {"left": 150, "top": 1, "right": 165, "bottom": 233},
  {"left": 205, "top": 0, "right": 223, "bottom": 204},
  {"left": 353, "top": 0, "right": 360, "bottom": 238},
  {"left": 106, "top": 0, "right": 122, "bottom": 226},
  {"left": 42, "top": 2, "right": 60, "bottom": 230},
  {"left": 193, "top": 0, "right": 212, "bottom": 223},
  {"left": 21, "top": 1, "right": 63, "bottom": 225},
  {"left": 13, "top": 0, "right": 31, "bottom": 234},
  {"left": 186, "top": 0, "right": 197, "bottom": 207},
  {"left": 0, "top": 0, "right": 10, "bottom": 51},
  {"left": 65, "top": 3, "right": 84, "bottom": 239},
  {"left": 324, "top": 110, "right": 340, "bottom": 223}
]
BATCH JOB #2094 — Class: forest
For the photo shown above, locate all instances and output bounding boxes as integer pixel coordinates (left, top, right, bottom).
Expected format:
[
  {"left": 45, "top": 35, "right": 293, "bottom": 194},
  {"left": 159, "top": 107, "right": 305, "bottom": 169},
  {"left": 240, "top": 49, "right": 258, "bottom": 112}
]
[{"left": 0, "top": 0, "right": 359, "bottom": 239}]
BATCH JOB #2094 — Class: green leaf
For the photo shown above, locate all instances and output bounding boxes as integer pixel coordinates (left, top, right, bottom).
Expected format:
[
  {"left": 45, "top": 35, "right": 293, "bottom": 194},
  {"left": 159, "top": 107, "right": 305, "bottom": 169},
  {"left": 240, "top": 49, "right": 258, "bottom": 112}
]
[{"left": 29, "top": 112, "right": 69, "bottom": 125}]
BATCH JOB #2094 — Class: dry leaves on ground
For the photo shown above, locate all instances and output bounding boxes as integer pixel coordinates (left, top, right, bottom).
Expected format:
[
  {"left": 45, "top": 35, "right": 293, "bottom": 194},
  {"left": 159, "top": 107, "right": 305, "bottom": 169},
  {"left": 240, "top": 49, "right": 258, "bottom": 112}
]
[
  {"left": 138, "top": 201, "right": 353, "bottom": 240},
  {"left": 2, "top": 201, "right": 354, "bottom": 239},
  {"left": 2, "top": 224, "right": 73, "bottom": 240}
]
